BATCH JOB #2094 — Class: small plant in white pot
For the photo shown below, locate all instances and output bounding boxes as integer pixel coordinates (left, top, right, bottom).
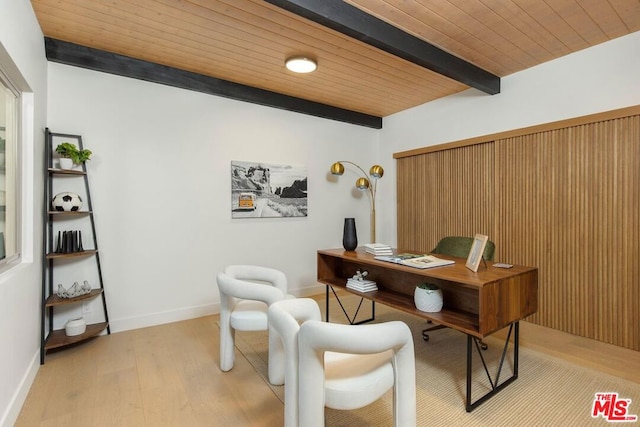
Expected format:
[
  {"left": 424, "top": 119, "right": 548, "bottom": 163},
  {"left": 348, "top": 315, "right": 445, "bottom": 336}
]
[
  {"left": 55, "top": 142, "right": 92, "bottom": 169},
  {"left": 414, "top": 282, "right": 443, "bottom": 312}
]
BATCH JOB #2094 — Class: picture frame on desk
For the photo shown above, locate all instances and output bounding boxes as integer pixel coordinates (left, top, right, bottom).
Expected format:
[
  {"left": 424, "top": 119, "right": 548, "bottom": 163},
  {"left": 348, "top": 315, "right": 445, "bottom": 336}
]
[{"left": 466, "top": 234, "right": 489, "bottom": 272}]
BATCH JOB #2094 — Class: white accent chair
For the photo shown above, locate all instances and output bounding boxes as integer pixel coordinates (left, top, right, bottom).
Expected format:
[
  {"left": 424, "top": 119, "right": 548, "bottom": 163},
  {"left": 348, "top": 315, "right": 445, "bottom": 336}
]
[
  {"left": 217, "top": 264, "right": 290, "bottom": 385},
  {"left": 268, "top": 298, "right": 416, "bottom": 427}
]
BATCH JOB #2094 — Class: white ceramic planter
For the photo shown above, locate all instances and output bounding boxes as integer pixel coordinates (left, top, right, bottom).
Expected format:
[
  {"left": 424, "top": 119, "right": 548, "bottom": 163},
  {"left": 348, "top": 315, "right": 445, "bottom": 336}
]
[
  {"left": 414, "top": 287, "right": 443, "bottom": 312},
  {"left": 59, "top": 157, "right": 74, "bottom": 169}
]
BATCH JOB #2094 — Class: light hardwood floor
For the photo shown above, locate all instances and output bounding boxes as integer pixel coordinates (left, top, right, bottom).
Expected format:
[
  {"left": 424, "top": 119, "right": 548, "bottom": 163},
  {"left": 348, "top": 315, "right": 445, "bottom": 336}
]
[
  {"left": 16, "top": 294, "right": 639, "bottom": 426},
  {"left": 17, "top": 315, "right": 284, "bottom": 426}
]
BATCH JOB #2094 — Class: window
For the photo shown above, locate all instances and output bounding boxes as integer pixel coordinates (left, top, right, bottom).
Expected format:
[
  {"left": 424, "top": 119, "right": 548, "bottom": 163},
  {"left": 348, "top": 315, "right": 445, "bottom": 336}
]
[{"left": 0, "top": 47, "right": 22, "bottom": 266}]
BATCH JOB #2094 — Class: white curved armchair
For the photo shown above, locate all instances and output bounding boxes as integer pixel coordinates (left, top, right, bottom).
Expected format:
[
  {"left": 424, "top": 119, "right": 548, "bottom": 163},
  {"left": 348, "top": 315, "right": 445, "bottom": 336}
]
[
  {"left": 268, "top": 298, "right": 416, "bottom": 427},
  {"left": 217, "top": 264, "right": 289, "bottom": 385}
]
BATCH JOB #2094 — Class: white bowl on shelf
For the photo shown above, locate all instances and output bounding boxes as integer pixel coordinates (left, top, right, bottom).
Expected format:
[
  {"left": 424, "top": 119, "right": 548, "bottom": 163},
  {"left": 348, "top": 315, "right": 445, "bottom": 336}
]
[{"left": 65, "top": 317, "right": 87, "bottom": 336}]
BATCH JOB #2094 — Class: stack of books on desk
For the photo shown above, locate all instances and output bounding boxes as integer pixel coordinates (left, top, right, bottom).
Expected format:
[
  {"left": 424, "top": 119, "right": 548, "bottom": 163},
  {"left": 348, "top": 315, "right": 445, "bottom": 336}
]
[
  {"left": 346, "top": 278, "right": 378, "bottom": 293},
  {"left": 364, "top": 243, "right": 393, "bottom": 256}
]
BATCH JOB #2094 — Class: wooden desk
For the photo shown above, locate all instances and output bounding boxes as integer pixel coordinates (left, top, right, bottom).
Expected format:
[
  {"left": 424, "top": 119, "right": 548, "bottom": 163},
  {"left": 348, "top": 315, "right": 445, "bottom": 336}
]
[{"left": 317, "top": 247, "right": 539, "bottom": 411}]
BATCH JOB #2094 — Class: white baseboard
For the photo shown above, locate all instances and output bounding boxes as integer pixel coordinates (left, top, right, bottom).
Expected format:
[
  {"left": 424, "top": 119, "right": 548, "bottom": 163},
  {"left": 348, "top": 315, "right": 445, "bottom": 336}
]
[
  {"left": 109, "top": 302, "right": 220, "bottom": 333},
  {"left": 94, "top": 284, "right": 327, "bottom": 334},
  {"left": 290, "top": 283, "right": 325, "bottom": 298},
  {"left": 1, "top": 351, "right": 39, "bottom": 427}
]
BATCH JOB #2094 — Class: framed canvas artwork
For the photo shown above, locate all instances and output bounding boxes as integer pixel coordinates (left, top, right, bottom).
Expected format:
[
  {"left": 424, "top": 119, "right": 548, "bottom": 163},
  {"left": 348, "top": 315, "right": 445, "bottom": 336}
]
[{"left": 231, "top": 160, "right": 308, "bottom": 218}]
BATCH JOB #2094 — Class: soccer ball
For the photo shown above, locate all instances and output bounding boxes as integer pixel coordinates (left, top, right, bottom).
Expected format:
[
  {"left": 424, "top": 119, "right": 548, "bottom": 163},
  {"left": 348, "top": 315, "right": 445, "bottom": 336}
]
[{"left": 52, "top": 192, "right": 83, "bottom": 211}]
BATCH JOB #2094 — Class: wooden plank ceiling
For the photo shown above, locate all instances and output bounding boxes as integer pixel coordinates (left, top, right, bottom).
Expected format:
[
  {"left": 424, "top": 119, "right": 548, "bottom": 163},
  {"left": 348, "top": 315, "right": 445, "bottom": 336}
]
[{"left": 31, "top": 0, "right": 640, "bottom": 127}]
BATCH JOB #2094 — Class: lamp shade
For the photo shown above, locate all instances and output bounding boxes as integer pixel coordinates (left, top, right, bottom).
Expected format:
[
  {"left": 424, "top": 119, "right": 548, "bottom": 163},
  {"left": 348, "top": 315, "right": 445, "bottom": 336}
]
[
  {"left": 356, "top": 177, "right": 370, "bottom": 190},
  {"left": 330, "top": 162, "right": 345, "bottom": 175},
  {"left": 370, "top": 165, "right": 384, "bottom": 179}
]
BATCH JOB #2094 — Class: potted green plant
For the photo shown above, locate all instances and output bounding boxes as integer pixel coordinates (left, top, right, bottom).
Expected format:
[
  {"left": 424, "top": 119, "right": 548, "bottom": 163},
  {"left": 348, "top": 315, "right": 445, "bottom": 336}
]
[
  {"left": 414, "top": 282, "right": 443, "bottom": 312},
  {"left": 55, "top": 142, "right": 92, "bottom": 169}
]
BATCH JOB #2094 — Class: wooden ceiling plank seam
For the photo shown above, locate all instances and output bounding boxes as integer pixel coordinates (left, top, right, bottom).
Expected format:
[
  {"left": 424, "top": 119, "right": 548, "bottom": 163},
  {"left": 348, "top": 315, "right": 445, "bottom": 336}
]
[
  {"left": 481, "top": 0, "right": 570, "bottom": 59},
  {"left": 409, "top": 0, "right": 533, "bottom": 72},
  {"left": 402, "top": 0, "right": 524, "bottom": 74},
  {"left": 346, "top": 0, "right": 516, "bottom": 77},
  {"left": 438, "top": 0, "right": 542, "bottom": 69},
  {"left": 480, "top": 0, "right": 574, "bottom": 60},
  {"left": 544, "top": 0, "right": 609, "bottom": 46},
  {"left": 578, "top": 0, "right": 636, "bottom": 38},
  {"left": 608, "top": 0, "right": 640, "bottom": 30},
  {"left": 580, "top": 0, "right": 626, "bottom": 40},
  {"left": 507, "top": 0, "right": 571, "bottom": 55},
  {"left": 262, "top": 0, "right": 501, "bottom": 95},
  {"left": 416, "top": 1, "right": 523, "bottom": 75},
  {"left": 43, "top": 37, "right": 384, "bottom": 128},
  {"left": 451, "top": 0, "right": 555, "bottom": 64},
  {"left": 34, "top": 3, "right": 427, "bottom": 111},
  {"left": 514, "top": 0, "right": 590, "bottom": 51}
]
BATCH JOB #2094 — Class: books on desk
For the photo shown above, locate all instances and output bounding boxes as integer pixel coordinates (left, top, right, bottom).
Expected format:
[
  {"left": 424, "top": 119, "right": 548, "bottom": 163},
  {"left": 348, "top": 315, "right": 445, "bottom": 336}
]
[
  {"left": 375, "top": 252, "right": 424, "bottom": 263},
  {"left": 346, "top": 278, "right": 378, "bottom": 292},
  {"left": 375, "top": 253, "right": 454, "bottom": 269},
  {"left": 364, "top": 243, "right": 393, "bottom": 256},
  {"left": 398, "top": 255, "right": 455, "bottom": 269}
]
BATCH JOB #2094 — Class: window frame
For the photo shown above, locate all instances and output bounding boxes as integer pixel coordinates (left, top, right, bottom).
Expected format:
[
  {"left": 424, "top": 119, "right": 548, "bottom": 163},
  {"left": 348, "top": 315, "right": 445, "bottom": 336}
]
[{"left": 0, "top": 41, "right": 33, "bottom": 273}]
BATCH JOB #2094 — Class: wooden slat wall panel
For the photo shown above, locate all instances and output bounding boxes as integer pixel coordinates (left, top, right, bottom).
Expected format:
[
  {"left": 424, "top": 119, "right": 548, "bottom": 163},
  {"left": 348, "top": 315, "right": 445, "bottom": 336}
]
[
  {"left": 397, "top": 113, "right": 640, "bottom": 350},
  {"left": 397, "top": 143, "right": 494, "bottom": 253}
]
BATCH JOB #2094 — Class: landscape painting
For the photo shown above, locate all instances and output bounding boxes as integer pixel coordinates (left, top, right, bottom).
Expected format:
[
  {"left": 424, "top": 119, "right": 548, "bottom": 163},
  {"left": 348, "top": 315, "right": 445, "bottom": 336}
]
[{"left": 231, "top": 160, "right": 308, "bottom": 218}]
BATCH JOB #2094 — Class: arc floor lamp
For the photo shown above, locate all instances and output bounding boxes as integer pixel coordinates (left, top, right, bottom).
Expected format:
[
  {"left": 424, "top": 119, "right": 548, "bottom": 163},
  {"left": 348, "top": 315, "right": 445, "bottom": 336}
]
[{"left": 330, "top": 161, "right": 384, "bottom": 243}]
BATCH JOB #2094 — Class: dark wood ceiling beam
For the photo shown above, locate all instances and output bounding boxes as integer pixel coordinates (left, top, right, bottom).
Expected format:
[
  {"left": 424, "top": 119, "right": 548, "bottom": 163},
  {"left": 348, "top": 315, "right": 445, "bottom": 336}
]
[
  {"left": 44, "top": 38, "right": 382, "bottom": 129},
  {"left": 264, "top": 0, "right": 500, "bottom": 95}
]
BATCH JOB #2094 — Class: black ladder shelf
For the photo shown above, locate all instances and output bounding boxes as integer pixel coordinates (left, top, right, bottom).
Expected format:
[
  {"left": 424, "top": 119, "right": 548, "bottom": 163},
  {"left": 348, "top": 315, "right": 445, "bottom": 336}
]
[{"left": 40, "top": 128, "right": 110, "bottom": 364}]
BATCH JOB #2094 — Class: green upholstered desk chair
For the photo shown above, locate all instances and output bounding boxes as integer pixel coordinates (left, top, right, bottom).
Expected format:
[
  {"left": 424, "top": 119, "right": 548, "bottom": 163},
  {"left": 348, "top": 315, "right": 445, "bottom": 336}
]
[
  {"left": 431, "top": 235, "right": 495, "bottom": 261},
  {"left": 423, "top": 236, "right": 496, "bottom": 347}
]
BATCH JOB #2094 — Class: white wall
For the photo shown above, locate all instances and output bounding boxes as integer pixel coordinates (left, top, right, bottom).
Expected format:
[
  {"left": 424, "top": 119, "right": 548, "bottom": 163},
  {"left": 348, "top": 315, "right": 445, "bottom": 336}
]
[
  {"left": 0, "top": 0, "right": 47, "bottom": 426},
  {"left": 378, "top": 32, "right": 640, "bottom": 247},
  {"left": 47, "top": 63, "right": 379, "bottom": 331}
]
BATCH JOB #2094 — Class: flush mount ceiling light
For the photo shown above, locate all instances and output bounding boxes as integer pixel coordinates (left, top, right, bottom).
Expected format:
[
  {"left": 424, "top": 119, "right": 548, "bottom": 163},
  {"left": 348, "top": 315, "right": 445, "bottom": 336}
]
[{"left": 285, "top": 56, "right": 317, "bottom": 73}]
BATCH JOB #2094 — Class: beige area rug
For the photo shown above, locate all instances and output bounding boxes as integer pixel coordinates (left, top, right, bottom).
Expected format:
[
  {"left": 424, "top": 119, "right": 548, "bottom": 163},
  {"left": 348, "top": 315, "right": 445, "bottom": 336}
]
[{"left": 231, "top": 295, "right": 640, "bottom": 426}]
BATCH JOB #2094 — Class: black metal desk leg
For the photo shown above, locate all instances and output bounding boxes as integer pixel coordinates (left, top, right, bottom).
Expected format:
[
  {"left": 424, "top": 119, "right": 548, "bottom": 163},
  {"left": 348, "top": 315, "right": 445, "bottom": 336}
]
[
  {"left": 324, "top": 285, "right": 375, "bottom": 324},
  {"left": 326, "top": 284, "right": 330, "bottom": 322},
  {"left": 466, "top": 335, "right": 473, "bottom": 410},
  {"left": 465, "top": 322, "right": 519, "bottom": 412}
]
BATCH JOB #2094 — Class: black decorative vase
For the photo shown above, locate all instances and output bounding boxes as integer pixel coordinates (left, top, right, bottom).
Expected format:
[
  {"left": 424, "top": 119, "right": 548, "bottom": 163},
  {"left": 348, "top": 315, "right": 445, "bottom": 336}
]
[{"left": 342, "top": 218, "right": 358, "bottom": 251}]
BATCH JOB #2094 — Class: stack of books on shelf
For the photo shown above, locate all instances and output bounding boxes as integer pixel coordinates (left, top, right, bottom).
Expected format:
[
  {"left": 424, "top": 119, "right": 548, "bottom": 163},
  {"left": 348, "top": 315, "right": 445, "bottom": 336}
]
[
  {"left": 364, "top": 243, "right": 393, "bottom": 256},
  {"left": 346, "top": 278, "right": 378, "bottom": 293}
]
